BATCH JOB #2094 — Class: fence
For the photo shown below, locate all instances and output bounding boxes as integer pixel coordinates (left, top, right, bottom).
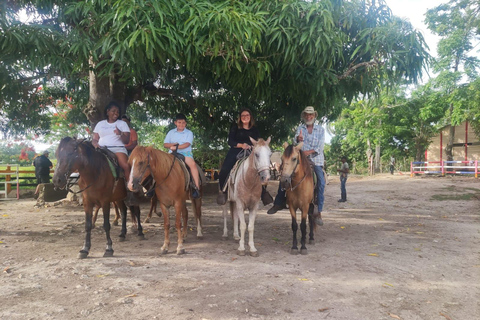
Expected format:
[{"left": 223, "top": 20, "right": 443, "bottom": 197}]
[
  {"left": 0, "top": 164, "right": 20, "bottom": 199},
  {"left": 410, "top": 160, "right": 478, "bottom": 178}
]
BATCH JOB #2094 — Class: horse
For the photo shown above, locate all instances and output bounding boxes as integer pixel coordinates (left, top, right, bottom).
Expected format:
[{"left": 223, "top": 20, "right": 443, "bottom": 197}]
[
  {"left": 222, "top": 137, "right": 271, "bottom": 257},
  {"left": 52, "top": 137, "right": 143, "bottom": 259},
  {"left": 127, "top": 146, "right": 203, "bottom": 255},
  {"left": 279, "top": 142, "right": 316, "bottom": 255}
]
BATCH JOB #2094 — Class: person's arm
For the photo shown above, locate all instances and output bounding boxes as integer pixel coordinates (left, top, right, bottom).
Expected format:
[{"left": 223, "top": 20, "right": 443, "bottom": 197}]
[
  {"left": 126, "top": 130, "right": 138, "bottom": 151},
  {"left": 306, "top": 126, "right": 324, "bottom": 157},
  {"left": 92, "top": 132, "right": 100, "bottom": 148}
]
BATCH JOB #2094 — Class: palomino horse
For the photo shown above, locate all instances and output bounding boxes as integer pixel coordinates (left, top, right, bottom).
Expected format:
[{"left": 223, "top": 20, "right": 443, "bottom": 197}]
[
  {"left": 127, "top": 146, "right": 203, "bottom": 255},
  {"left": 222, "top": 137, "right": 271, "bottom": 256},
  {"left": 53, "top": 137, "right": 143, "bottom": 259},
  {"left": 279, "top": 142, "right": 316, "bottom": 255}
]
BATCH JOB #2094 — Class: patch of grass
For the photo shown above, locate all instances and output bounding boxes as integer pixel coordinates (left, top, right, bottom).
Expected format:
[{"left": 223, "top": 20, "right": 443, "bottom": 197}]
[{"left": 431, "top": 193, "right": 478, "bottom": 201}]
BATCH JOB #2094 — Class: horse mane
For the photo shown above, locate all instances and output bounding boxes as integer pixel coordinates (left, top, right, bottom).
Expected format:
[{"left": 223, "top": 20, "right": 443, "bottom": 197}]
[{"left": 284, "top": 144, "right": 313, "bottom": 178}]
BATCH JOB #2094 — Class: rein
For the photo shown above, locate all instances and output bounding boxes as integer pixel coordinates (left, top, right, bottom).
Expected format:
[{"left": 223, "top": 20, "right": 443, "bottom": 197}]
[
  {"left": 138, "top": 151, "right": 178, "bottom": 196},
  {"left": 284, "top": 156, "right": 307, "bottom": 191}
]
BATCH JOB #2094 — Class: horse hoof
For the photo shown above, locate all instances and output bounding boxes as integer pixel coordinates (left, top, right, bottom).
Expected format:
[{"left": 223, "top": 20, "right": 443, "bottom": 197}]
[
  {"left": 176, "top": 249, "right": 186, "bottom": 255},
  {"left": 138, "top": 234, "right": 145, "bottom": 240},
  {"left": 290, "top": 249, "right": 299, "bottom": 255},
  {"left": 143, "top": 218, "right": 150, "bottom": 224},
  {"left": 309, "top": 239, "right": 315, "bottom": 245},
  {"left": 118, "top": 236, "right": 126, "bottom": 242},
  {"left": 113, "top": 220, "right": 119, "bottom": 226},
  {"left": 78, "top": 251, "right": 89, "bottom": 259},
  {"left": 237, "top": 250, "right": 246, "bottom": 256},
  {"left": 300, "top": 248, "right": 308, "bottom": 255},
  {"left": 222, "top": 235, "right": 228, "bottom": 241},
  {"left": 197, "top": 235, "right": 204, "bottom": 240},
  {"left": 103, "top": 250, "right": 114, "bottom": 257},
  {"left": 250, "top": 251, "right": 259, "bottom": 257},
  {"left": 160, "top": 249, "right": 168, "bottom": 255},
  {"left": 234, "top": 236, "right": 240, "bottom": 241}
]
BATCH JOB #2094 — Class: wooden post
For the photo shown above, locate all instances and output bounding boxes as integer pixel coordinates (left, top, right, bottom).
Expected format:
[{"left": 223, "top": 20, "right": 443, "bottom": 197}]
[{"left": 6, "top": 165, "right": 11, "bottom": 195}]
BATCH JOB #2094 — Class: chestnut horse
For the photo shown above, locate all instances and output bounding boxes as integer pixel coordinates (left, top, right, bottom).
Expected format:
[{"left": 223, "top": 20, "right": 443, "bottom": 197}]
[
  {"left": 279, "top": 142, "right": 316, "bottom": 255},
  {"left": 127, "top": 146, "right": 203, "bottom": 255},
  {"left": 53, "top": 137, "right": 143, "bottom": 259},
  {"left": 222, "top": 137, "right": 271, "bottom": 257}
]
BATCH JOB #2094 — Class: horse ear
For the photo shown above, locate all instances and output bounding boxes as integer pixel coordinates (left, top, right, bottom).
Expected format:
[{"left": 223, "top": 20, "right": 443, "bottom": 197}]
[
  {"left": 265, "top": 137, "right": 271, "bottom": 145},
  {"left": 282, "top": 142, "right": 289, "bottom": 149},
  {"left": 295, "top": 142, "right": 304, "bottom": 151},
  {"left": 249, "top": 137, "right": 258, "bottom": 145}
]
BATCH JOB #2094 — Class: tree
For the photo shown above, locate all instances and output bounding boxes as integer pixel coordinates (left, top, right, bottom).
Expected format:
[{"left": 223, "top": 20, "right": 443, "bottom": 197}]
[
  {"left": 425, "top": 0, "right": 480, "bottom": 162},
  {"left": 1, "top": 0, "right": 429, "bottom": 146}
]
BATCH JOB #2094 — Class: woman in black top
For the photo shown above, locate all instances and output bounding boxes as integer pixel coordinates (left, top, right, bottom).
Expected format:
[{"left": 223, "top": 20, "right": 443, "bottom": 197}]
[{"left": 216, "top": 108, "right": 272, "bottom": 205}]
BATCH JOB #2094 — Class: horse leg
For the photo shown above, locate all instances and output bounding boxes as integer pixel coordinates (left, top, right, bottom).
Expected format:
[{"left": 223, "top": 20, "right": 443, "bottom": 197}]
[
  {"left": 79, "top": 201, "right": 94, "bottom": 259},
  {"left": 192, "top": 198, "right": 203, "bottom": 239},
  {"left": 181, "top": 204, "right": 188, "bottom": 241},
  {"left": 290, "top": 208, "right": 299, "bottom": 255},
  {"left": 102, "top": 202, "right": 114, "bottom": 257},
  {"left": 175, "top": 202, "right": 186, "bottom": 255},
  {"left": 222, "top": 202, "right": 229, "bottom": 240},
  {"left": 308, "top": 203, "right": 315, "bottom": 245},
  {"left": 236, "top": 203, "right": 246, "bottom": 256},
  {"left": 131, "top": 205, "right": 144, "bottom": 239},
  {"left": 248, "top": 209, "right": 259, "bottom": 257},
  {"left": 159, "top": 203, "right": 170, "bottom": 255},
  {"left": 232, "top": 202, "right": 240, "bottom": 241},
  {"left": 113, "top": 202, "right": 120, "bottom": 226},
  {"left": 299, "top": 208, "right": 308, "bottom": 255},
  {"left": 118, "top": 201, "right": 128, "bottom": 241},
  {"left": 144, "top": 194, "right": 158, "bottom": 223},
  {"left": 92, "top": 206, "right": 100, "bottom": 229}
]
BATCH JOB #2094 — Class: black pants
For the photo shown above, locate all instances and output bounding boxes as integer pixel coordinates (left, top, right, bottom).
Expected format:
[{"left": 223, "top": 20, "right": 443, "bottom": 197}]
[
  {"left": 36, "top": 175, "right": 50, "bottom": 184},
  {"left": 218, "top": 148, "right": 242, "bottom": 191}
]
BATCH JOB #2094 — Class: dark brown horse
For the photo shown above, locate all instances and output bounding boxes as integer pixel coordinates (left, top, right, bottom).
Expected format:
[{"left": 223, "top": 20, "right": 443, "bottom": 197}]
[
  {"left": 127, "top": 146, "right": 203, "bottom": 255},
  {"left": 280, "top": 142, "right": 316, "bottom": 255},
  {"left": 53, "top": 137, "right": 143, "bottom": 259}
]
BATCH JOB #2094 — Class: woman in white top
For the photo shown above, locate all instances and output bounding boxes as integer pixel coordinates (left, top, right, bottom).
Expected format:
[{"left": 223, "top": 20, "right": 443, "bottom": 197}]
[{"left": 92, "top": 101, "right": 131, "bottom": 182}]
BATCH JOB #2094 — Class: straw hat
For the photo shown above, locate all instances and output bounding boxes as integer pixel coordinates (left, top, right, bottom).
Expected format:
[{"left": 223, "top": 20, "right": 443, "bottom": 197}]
[{"left": 301, "top": 106, "right": 318, "bottom": 120}]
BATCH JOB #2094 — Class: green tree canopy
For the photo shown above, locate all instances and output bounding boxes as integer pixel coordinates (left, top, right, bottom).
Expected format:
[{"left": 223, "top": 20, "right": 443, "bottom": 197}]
[{"left": 1, "top": 0, "right": 429, "bottom": 146}]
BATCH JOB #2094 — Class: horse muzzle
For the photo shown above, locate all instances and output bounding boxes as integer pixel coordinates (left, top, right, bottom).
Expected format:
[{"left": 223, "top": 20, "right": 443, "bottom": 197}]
[
  {"left": 128, "top": 177, "right": 142, "bottom": 193},
  {"left": 280, "top": 176, "right": 292, "bottom": 190}
]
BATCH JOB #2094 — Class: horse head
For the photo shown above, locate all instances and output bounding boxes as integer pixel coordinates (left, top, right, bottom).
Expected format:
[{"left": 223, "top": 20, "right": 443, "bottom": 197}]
[
  {"left": 280, "top": 142, "right": 304, "bottom": 190},
  {"left": 128, "top": 146, "right": 151, "bottom": 192},
  {"left": 250, "top": 137, "right": 272, "bottom": 185},
  {"left": 53, "top": 137, "right": 86, "bottom": 189}
]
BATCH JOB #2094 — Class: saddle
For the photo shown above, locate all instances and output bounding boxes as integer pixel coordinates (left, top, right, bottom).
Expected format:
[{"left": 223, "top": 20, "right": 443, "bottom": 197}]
[
  {"left": 98, "top": 147, "right": 121, "bottom": 180},
  {"left": 171, "top": 152, "right": 206, "bottom": 191},
  {"left": 223, "top": 155, "right": 249, "bottom": 193}
]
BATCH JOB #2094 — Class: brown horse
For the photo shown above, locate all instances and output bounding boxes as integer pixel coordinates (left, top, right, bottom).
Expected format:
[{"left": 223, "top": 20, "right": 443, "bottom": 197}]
[
  {"left": 279, "top": 142, "right": 316, "bottom": 255},
  {"left": 53, "top": 137, "right": 143, "bottom": 259},
  {"left": 127, "top": 146, "right": 203, "bottom": 255}
]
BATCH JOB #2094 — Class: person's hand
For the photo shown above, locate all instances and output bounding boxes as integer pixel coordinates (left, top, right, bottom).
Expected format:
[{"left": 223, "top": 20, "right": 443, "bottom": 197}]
[
  {"left": 242, "top": 143, "right": 251, "bottom": 150},
  {"left": 114, "top": 126, "right": 121, "bottom": 135},
  {"left": 92, "top": 140, "right": 99, "bottom": 149},
  {"left": 298, "top": 130, "right": 304, "bottom": 142}
]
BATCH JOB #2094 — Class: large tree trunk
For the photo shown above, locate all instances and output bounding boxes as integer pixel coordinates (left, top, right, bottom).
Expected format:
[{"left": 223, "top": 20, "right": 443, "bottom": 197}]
[
  {"left": 445, "top": 104, "right": 455, "bottom": 167},
  {"left": 84, "top": 61, "right": 127, "bottom": 127}
]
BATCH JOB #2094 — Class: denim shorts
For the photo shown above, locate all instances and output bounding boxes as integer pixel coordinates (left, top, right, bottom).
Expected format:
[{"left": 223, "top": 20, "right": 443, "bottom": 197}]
[
  {"left": 106, "top": 146, "right": 128, "bottom": 155},
  {"left": 178, "top": 150, "right": 194, "bottom": 159}
]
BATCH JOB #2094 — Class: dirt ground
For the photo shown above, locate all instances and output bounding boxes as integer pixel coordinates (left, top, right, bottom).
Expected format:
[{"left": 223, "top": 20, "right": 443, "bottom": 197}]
[{"left": 0, "top": 174, "right": 479, "bottom": 320}]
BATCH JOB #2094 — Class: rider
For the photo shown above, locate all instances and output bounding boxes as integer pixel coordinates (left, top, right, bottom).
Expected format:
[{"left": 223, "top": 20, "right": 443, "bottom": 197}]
[
  {"left": 216, "top": 108, "right": 273, "bottom": 205},
  {"left": 92, "top": 101, "right": 131, "bottom": 182},
  {"left": 267, "top": 106, "right": 326, "bottom": 226},
  {"left": 164, "top": 113, "right": 201, "bottom": 199}
]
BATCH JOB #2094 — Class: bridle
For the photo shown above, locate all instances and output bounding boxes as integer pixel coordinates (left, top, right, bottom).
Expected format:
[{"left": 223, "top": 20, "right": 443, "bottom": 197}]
[
  {"left": 135, "top": 152, "right": 178, "bottom": 196},
  {"left": 57, "top": 140, "right": 94, "bottom": 194},
  {"left": 281, "top": 153, "right": 307, "bottom": 191}
]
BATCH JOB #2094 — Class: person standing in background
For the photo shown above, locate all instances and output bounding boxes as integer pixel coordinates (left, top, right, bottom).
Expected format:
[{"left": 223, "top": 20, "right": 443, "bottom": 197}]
[{"left": 337, "top": 156, "right": 349, "bottom": 202}]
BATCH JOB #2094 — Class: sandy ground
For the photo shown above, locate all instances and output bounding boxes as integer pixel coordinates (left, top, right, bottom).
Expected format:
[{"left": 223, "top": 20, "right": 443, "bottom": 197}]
[{"left": 0, "top": 174, "right": 479, "bottom": 320}]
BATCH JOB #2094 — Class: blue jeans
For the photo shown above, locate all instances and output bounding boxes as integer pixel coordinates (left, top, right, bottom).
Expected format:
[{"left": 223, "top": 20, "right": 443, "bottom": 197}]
[
  {"left": 340, "top": 176, "right": 347, "bottom": 200},
  {"left": 273, "top": 165, "right": 326, "bottom": 212}
]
